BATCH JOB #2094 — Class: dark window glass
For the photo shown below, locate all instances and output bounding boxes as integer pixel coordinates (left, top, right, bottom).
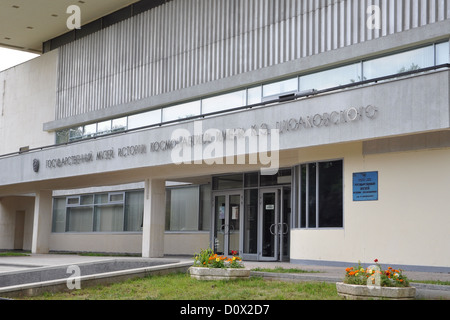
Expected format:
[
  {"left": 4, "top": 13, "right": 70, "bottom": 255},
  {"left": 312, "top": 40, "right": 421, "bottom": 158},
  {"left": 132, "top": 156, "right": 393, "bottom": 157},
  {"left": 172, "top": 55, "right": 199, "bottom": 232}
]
[
  {"left": 297, "top": 160, "right": 343, "bottom": 229},
  {"left": 318, "top": 161, "right": 343, "bottom": 228},
  {"left": 200, "top": 184, "right": 211, "bottom": 231},
  {"left": 212, "top": 174, "right": 243, "bottom": 190},
  {"left": 244, "top": 172, "right": 259, "bottom": 188},
  {"left": 300, "top": 165, "right": 307, "bottom": 228},
  {"left": 308, "top": 163, "right": 317, "bottom": 228},
  {"left": 244, "top": 189, "right": 258, "bottom": 254},
  {"left": 260, "top": 169, "right": 291, "bottom": 186}
]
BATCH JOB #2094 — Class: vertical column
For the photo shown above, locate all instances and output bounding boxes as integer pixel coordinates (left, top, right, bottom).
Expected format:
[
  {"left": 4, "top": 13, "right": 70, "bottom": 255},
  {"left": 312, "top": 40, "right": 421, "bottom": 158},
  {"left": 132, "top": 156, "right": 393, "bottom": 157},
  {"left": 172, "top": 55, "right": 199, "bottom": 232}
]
[
  {"left": 142, "top": 179, "right": 166, "bottom": 258},
  {"left": 31, "top": 190, "right": 53, "bottom": 254}
]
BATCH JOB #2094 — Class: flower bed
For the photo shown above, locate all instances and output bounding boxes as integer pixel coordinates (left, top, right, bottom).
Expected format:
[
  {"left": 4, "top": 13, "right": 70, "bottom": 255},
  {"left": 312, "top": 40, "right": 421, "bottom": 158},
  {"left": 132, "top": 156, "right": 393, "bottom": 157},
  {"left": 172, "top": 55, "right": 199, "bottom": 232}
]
[
  {"left": 337, "top": 259, "right": 416, "bottom": 300},
  {"left": 344, "top": 259, "right": 410, "bottom": 287},
  {"left": 190, "top": 248, "right": 250, "bottom": 281},
  {"left": 193, "top": 248, "right": 245, "bottom": 269},
  {"left": 189, "top": 267, "right": 250, "bottom": 281},
  {"left": 336, "top": 282, "right": 416, "bottom": 300}
]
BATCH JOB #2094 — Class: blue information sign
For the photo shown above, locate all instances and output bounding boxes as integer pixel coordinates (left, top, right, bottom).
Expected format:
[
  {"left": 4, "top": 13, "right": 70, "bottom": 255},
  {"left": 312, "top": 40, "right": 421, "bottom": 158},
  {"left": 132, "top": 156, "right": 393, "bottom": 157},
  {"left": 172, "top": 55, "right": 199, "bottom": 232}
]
[{"left": 353, "top": 172, "right": 378, "bottom": 201}]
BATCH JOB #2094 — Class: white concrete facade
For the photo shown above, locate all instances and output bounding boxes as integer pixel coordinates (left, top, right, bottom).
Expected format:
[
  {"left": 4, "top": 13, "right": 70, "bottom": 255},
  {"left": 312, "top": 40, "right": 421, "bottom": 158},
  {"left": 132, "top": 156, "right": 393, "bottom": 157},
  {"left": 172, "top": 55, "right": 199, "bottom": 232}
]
[
  {"left": 0, "top": 0, "right": 449, "bottom": 272},
  {"left": 289, "top": 142, "right": 450, "bottom": 270}
]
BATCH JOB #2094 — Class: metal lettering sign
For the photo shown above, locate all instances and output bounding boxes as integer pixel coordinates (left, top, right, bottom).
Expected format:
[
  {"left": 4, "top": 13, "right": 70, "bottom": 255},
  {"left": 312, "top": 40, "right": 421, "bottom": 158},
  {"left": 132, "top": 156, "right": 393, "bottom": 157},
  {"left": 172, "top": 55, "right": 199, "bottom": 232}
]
[{"left": 353, "top": 172, "right": 378, "bottom": 201}]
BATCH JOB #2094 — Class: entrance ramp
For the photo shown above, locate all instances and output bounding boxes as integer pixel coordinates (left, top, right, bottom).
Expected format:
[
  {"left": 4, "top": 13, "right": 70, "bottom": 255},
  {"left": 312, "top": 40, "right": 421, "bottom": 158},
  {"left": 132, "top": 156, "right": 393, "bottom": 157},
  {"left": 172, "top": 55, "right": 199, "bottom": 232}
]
[{"left": 0, "top": 255, "right": 191, "bottom": 298}]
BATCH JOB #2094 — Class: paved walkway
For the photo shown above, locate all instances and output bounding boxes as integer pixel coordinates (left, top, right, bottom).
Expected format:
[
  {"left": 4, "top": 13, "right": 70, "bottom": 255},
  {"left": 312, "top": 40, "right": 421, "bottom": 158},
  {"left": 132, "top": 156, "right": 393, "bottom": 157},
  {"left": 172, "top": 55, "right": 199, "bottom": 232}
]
[{"left": 0, "top": 254, "right": 449, "bottom": 299}]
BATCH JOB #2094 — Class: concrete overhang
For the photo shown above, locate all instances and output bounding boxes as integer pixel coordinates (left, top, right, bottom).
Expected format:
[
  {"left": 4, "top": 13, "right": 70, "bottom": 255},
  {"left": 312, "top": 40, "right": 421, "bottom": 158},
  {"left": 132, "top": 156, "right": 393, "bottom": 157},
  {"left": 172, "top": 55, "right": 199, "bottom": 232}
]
[{"left": 0, "top": 0, "right": 139, "bottom": 53}]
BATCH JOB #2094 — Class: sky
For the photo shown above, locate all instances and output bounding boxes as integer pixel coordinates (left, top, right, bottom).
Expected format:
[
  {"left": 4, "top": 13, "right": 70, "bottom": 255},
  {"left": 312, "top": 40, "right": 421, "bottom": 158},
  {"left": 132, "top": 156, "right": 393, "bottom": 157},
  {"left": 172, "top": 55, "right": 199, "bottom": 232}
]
[{"left": 0, "top": 47, "right": 39, "bottom": 72}]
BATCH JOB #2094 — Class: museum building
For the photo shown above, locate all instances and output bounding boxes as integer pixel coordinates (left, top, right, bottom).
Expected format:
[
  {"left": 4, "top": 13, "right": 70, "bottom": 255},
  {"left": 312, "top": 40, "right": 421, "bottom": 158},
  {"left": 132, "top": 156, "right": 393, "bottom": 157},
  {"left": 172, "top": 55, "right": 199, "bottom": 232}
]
[{"left": 0, "top": 0, "right": 449, "bottom": 272}]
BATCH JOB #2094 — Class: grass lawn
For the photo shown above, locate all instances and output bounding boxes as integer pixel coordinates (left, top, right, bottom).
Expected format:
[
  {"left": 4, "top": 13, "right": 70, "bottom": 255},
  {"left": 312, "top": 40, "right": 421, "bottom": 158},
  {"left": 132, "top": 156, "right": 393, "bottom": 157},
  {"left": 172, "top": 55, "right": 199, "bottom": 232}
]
[
  {"left": 24, "top": 272, "right": 343, "bottom": 300},
  {"left": 0, "top": 252, "right": 30, "bottom": 257}
]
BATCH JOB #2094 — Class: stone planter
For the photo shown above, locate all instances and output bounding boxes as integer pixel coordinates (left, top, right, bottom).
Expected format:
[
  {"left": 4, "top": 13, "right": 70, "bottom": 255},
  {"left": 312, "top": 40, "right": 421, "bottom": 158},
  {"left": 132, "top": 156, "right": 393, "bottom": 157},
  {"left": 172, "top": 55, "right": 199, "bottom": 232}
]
[
  {"left": 336, "top": 282, "right": 416, "bottom": 300},
  {"left": 189, "top": 267, "right": 250, "bottom": 281}
]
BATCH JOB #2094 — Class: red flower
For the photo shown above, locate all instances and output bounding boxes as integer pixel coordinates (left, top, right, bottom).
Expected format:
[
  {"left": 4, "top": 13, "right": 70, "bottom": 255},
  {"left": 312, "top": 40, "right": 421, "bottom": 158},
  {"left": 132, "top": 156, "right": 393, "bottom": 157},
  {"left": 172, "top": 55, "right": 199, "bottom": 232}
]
[{"left": 374, "top": 259, "right": 378, "bottom": 263}]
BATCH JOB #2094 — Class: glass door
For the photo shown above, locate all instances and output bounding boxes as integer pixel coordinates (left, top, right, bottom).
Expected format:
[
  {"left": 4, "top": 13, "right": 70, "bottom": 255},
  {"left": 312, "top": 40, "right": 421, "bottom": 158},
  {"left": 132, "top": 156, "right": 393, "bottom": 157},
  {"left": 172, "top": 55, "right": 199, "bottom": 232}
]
[
  {"left": 259, "top": 188, "right": 291, "bottom": 261},
  {"left": 281, "top": 187, "right": 291, "bottom": 261},
  {"left": 259, "top": 189, "right": 279, "bottom": 261},
  {"left": 212, "top": 192, "right": 243, "bottom": 256}
]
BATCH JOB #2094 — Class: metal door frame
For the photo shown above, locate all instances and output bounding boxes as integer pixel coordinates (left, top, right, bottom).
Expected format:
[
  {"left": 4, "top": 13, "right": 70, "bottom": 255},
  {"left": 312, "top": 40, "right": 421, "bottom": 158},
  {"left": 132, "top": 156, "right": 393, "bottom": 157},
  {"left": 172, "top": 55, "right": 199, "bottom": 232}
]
[
  {"left": 258, "top": 187, "right": 290, "bottom": 261},
  {"left": 258, "top": 188, "right": 279, "bottom": 261},
  {"left": 211, "top": 191, "right": 244, "bottom": 256}
]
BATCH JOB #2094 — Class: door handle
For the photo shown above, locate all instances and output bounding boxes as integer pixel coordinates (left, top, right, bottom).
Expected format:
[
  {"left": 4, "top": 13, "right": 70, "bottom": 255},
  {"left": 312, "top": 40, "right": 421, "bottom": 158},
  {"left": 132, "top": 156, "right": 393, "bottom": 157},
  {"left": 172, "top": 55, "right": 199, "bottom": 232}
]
[
  {"left": 282, "top": 223, "right": 289, "bottom": 235},
  {"left": 269, "top": 224, "right": 277, "bottom": 235}
]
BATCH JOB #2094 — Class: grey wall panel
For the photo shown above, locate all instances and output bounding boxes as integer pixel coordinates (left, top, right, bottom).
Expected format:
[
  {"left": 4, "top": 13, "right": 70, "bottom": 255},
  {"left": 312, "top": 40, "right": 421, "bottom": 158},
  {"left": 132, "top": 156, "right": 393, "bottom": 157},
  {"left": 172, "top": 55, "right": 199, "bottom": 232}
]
[{"left": 56, "top": 0, "right": 450, "bottom": 120}]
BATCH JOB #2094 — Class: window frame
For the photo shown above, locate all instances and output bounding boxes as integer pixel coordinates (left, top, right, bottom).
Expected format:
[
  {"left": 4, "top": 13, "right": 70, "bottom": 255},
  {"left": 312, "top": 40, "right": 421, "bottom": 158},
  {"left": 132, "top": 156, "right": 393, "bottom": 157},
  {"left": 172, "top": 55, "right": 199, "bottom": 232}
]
[
  {"left": 292, "top": 159, "right": 344, "bottom": 230},
  {"left": 165, "top": 184, "right": 211, "bottom": 233},
  {"left": 52, "top": 190, "right": 141, "bottom": 234},
  {"left": 66, "top": 196, "right": 80, "bottom": 206}
]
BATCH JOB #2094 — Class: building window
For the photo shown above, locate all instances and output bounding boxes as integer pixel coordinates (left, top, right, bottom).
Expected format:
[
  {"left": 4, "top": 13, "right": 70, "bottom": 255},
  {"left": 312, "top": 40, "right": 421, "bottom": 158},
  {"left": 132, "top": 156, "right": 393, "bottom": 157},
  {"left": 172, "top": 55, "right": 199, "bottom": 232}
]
[
  {"left": 55, "top": 40, "right": 449, "bottom": 144},
  {"left": 52, "top": 190, "right": 144, "bottom": 233},
  {"left": 300, "top": 62, "right": 362, "bottom": 91},
  {"left": 124, "top": 191, "right": 144, "bottom": 232},
  {"left": 293, "top": 160, "right": 343, "bottom": 229},
  {"left": 262, "top": 78, "right": 298, "bottom": 99},
  {"left": 165, "top": 184, "right": 211, "bottom": 232},
  {"left": 202, "top": 90, "right": 247, "bottom": 114},
  {"left": 363, "top": 45, "right": 434, "bottom": 79},
  {"left": 128, "top": 109, "right": 161, "bottom": 130},
  {"left": 163, "top": 100, "right": 201, "bottom": 122},
  {"left": 52, "top": 198, "right": 67, "bottom": 232},
  {"left": 212, "top": 174, "right": 244, "bottom": 190},
  {"left": 436, "top": 41, "right": 450, "bottom": 65}
]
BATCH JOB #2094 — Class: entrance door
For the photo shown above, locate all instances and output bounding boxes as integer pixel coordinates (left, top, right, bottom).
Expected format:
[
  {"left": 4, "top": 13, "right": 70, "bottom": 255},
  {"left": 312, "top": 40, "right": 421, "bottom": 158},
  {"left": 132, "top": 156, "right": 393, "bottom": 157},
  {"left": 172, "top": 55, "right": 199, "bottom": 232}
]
[
  {"left": 259, "top": 188, "right": 290, "bottom": 261},
  {"left": 213, "top": 192, "right": 243, "bottom": 256}
]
